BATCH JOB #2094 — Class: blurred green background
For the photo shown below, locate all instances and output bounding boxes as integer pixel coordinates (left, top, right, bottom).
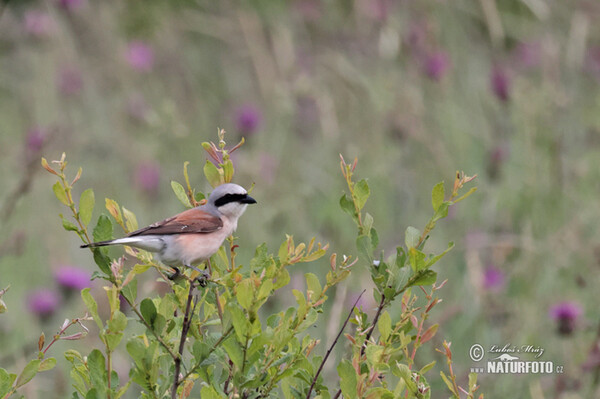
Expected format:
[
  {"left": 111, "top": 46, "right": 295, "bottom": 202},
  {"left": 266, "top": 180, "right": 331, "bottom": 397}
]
[{"left": 1, "top": 0, "right": 600, "bottom": 397}]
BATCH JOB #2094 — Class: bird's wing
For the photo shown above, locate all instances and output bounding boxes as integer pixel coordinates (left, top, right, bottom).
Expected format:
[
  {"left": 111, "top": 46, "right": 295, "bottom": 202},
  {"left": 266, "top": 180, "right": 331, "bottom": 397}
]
[{"left": 127, "top": 208, "right": 223, "bottom": 236}]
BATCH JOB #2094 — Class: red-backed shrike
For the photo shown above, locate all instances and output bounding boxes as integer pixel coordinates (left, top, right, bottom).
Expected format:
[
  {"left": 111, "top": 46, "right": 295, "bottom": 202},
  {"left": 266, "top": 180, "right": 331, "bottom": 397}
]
[{"left": 82, "top": 183, "right": 256, "bottom": 278}]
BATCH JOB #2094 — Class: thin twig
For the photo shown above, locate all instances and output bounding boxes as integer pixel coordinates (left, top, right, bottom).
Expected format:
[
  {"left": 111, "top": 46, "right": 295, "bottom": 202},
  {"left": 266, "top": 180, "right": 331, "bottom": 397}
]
[
  {"left": 171, "top": 281, "right": 196, "bottom": 399},
  {"left": 333, "top": 292, "right": 386, "bottom": 399},
  {"left": 181, "top": 326, "right": 233, "bottom": 382},
  {"left": 306, "top": 290, "right": 366, "bottom": 399},
  {"left": 123, "top": 296, "right": 178, "bottom": 360},
  {"left": 361, "top": 293, "right": 385, "bottom": 357}
]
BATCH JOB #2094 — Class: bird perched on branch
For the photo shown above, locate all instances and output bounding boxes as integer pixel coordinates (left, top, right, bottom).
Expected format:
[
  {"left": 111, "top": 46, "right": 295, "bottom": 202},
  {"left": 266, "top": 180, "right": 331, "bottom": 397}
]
[{"left": 81, "top": 183, "right": 256, "bottom": 281}]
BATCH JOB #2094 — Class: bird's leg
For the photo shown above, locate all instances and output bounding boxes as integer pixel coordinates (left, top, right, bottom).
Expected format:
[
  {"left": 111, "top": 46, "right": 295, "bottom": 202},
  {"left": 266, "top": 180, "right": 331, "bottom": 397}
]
[
  {"left": 184, "top": 264, "right": 210, "bottom": 288},
  {"left": 168, "top": 267, "right": 181, "bottom": 281}
]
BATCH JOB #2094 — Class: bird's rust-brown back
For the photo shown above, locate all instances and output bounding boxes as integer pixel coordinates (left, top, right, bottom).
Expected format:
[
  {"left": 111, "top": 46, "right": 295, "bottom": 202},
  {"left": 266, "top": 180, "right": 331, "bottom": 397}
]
[{"left": 127, "top": 208, "right": 223, "bottom": 236}]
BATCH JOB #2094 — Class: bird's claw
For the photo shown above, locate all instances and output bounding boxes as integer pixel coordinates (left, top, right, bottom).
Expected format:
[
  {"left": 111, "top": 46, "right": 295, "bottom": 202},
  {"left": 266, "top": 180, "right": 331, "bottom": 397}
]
[
  {"left": 168, "top": 267, "right": 181, "bottom": 281},
  {"left": 196, "top": 269, "right": 211, "bottom": 288}
]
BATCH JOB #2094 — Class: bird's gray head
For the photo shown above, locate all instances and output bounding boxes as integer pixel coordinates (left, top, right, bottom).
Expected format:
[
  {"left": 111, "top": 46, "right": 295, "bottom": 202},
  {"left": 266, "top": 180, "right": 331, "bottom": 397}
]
[{"left": 207, "top": 183, "right": 257, "bottom": 220}]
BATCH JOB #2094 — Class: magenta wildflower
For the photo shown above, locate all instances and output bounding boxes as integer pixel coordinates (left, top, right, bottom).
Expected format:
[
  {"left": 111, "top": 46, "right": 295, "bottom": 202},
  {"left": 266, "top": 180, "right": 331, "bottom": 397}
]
[
  {"left": 513, "top": 41, "right": 541, "bottom": 70},
  {"left": 423, "top": 51, "right": 450, "bottom": 81},
  {"left": 490, "top": 66, "right": 511, "bottom": 102},
  {"left": 234, "top": 104, "right": 262, "bottom": 135},
  {"left": 549, "top": 301, "right": 583, "bottom": 335},
  {"left": 54, "top": 266, "right": 91, "bottom": 291},
  {"left": 57, "top": 0, "right": 84, "bottom": 11},
  {"left": 57, "top": 66, "right": 83, "bottom": 96},
  {"left": 27, "top": 289, "right": 60, "bottom": 321},
  {"left": 126, "top": 94, "right": 151, "bottom": 123},
  {"left": 25, "top": 127, "right": 46, "bottom": 155},
  {"left": 135, "top": 161, "right": 161, "bottom": 195},
  {"left": 24, "top": 10, "right": 54, "bottom": 38},
  {"left": 126, "top": 41, "right": 155, "bottom": 72},
  {"left": 585, "top": 47, "right": 600, "bottom": 82},
  {"left": 482, "top": 265, "right": 505, "bottom": 292}
]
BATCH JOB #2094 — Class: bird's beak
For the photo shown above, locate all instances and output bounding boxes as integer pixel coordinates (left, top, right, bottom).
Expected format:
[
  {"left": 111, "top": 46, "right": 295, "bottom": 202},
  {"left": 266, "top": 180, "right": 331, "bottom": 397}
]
[{"left": 242, "top": 195, "right": 257, "bottom": 204}]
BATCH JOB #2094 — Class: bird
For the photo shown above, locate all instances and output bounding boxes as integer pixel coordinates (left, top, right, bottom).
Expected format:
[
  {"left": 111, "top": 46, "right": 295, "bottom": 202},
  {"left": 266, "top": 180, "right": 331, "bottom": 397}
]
[{"left": 81, "top": 183, "right": 256, "bottom": 280}]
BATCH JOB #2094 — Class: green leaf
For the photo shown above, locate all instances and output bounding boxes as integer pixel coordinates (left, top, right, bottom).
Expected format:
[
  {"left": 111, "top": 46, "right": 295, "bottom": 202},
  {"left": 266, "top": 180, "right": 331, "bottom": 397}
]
[
  {"left": 64, "top": 349, "right": 84, "bottom": 364},
  {"left": 354, "top": 179, "right": 370, "bottom": 210},
  {"left": 236, "top": 279, "right": 254, "bottom": 311},
  {"left": 102, "top": 331, "right": 123, "bottom": 351},
  {"left": 200, "top": 385, "right": 224, "bottom": 399},
  {"left": 378, "top": 311, "right": 392, "bottom": 342},
  {"left": 204, "top": 161, "right": 222, "bottom": 188},
  {"left": 61, "top": 216, "right": 79, "bottom": 232},
  {"left": 105, "top": 198, "right": 123, "bottom": 226},
  {"left": 419, "top": 361, "right": 436, "bottom": 375},
  {"left": 222, "top": 336, "right": 243, "bottom": 370},
  {"left": 87, "top": 350, "right": 107, "bottom": 395},
  {"left": 356, "top": 234, "right": 373, "bottom": 263},
  {"left": 140, "top": 299, "right": 157, "bottom": 327},
  {"left": 405, "top": 226, "right": 420, "bottom": 249},
  {"left": 171, "top": 181, "right": 192, "bottom": 208},
  {"left": 339, "top": 194, "right": 357, "bottom": 223},
  {"left": 431, "top": 182, "right": 444, "bottom": 212},
  {"left": 228, "top": 304, "right": 249, "bottom": 344},
  {"left": 432, "top": 202, "right": 449, "bottom": 222},
  {"left": 92, "top": 249, "right": 112, "bottom": 276},
  {"left": 393, "top": 363, "right": 416, "bottom": 393},
  {"left": 410, "top": 270, "right": 437, "bottom": 287},
  {"left": 81, "top": 288, "right": 103, "bottom": 329},
  {"left": 93, "top": 215, "right": 113, "bottom": 243},
  {"left": 468, "top": 372, "right": 478, "bottom": 391},
  {"left": 121, "top": 280, "right": 137, "bottom": 303},
  {"left": 440, "top": 371, "right": 458, "bottom": 395},
  {"left": 126, "top": 339, "right": 146, "bottom": 367},
  {"left": 305, "top": 273, "right": 322, "bottom": 300},
  {"left": 222, "top": 159, "right": 234, "bottom": 182},
  {"left": 79, "top": 189, "right": 95, "bottom": 227},
  {"left": 424, "top": 241, "right": 455, "bottom": 269},
  {"left": 452, "top": 186, "right": 478, "bottom": 204},
  {"left": 53, "top": 181, "right": 69, "bottom": 205},
  {"left": 15, "top": 359, "right": 40, "bottom": 388},
  {"left": 38, "top": 357, "right": 57, "bottom": 372},
  {"left": 337, "top": 360, "right": 357, "bottom": 399},
  {"left": 108, "top": 310, "right": 128, "bottom": 332},
  {"left": 122, "top": 207, "right": 138, "bottom": 232},
  {"left": 409, "top": 247, "right": 426, "bottom": 272},
  {"left": 0, "top": 368, "right": 16, "bottom": 397}
]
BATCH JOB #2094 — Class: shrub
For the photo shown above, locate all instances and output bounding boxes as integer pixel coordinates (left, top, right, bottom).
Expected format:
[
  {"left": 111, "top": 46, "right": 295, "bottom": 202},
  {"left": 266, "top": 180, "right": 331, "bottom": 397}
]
[{"left": 1, "top": 130, "right": 478, "bottom": 399}]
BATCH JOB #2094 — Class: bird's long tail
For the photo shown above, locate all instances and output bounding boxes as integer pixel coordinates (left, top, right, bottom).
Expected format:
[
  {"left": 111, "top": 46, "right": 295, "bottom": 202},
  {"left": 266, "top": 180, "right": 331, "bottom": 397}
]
[{"left": 81, "top": 237, "right": 162, "bottom": 250}]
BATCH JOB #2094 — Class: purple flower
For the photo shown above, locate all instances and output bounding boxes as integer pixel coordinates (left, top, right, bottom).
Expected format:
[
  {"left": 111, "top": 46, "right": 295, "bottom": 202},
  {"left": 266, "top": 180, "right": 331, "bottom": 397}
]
[
  {"left": 259, "top": 152, "right": 278, "bottom": 184},
  {"left": 513, "top": 41, "right": 541, "bottom": 70},
  {"left": 346, "top": 291, "right": 377, "bottom": 311},
  {"left": 27, "top": 289, "right": 60, "bottom": 320},
  {"left": 135, "top": 161, "right": 161, "bottom": 195},
  {"left": 234, "top": 104, "right": 262, "bottom": 135},
  {"left": 54, "top": 266, "right": 91, "bottom": 291},
  {"left": 490, "top": 66, "right": 511, "bottom": 102},
  {"left": 549, "top": 301, "right": 582, "bottom": 335},
  {"left": 357, "top": 0, "right": 393, "bottom": 22},
  {"left": 487, "top": 144, "right": 509, "bottom": 179},
  {"left": 423, "top": 51, "right": 450, "bottom": 81},
  {"left": 126, "top": 41, "right": 155, "bottom": 72},
  {"left": 482, "top": 265, "right": 505, "bottom": 291},
  {"left": 25, "top": 127, "right": 46, "bottom": 155},
  {"left": 585, "top": 47, "right": 600, "bottom": 82},
  {"left": 24, "top": 10, "right": 54, "bottom": 38},
  {"left": 57, "top": 66, "right": 83, "bottom": 96},
  {"left": 57, "top": 0, "right": 84, "bottom": 11},
  {"left": 293, "top": 0, "right": 322, "bottom": 22},
  {"left": 126, "top": 94, "right": 151, "bottom": 123}
]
